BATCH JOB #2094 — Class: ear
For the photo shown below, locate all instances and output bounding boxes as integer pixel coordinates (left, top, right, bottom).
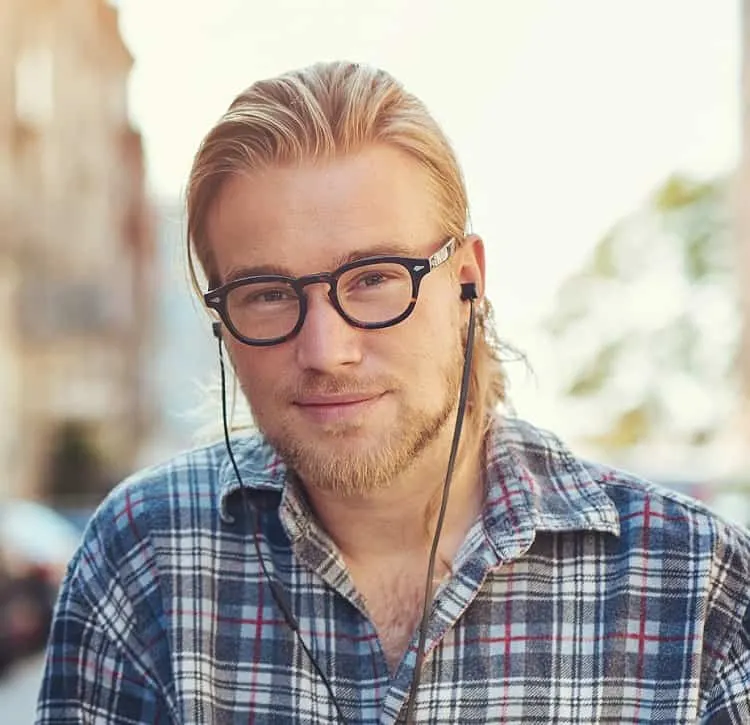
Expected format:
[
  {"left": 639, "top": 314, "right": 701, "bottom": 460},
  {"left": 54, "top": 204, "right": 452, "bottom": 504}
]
[{"left": 457, "top": 234, "right": 485, "bottom": 300}]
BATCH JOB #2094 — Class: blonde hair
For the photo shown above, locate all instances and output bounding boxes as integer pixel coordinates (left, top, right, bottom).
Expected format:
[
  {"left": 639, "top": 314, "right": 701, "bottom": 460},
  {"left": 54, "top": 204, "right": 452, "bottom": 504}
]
[{"left": 186, "top": 61, "right": 509, "bottom": 437}]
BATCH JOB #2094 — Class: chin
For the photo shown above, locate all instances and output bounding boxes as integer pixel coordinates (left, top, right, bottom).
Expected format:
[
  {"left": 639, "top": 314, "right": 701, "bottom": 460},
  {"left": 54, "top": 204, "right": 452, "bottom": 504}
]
[
  {"left": 257, "top": 392, "right": 453, "bottom": 495},
  {"left": 265, "top": 422, "right": 403, "bottom": 494},
  {"left": 301, "top": 420, "right": 388, "bottom": 451}
]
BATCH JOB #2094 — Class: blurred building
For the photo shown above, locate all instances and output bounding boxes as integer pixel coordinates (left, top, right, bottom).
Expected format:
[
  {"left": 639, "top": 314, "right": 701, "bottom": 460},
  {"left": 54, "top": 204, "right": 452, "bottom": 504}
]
[
  {"left": 142, "top": 200, "right": 216, "bottom": 466},
  {"left": 0, "top": 0, "right": 154, "bottom": 502}
]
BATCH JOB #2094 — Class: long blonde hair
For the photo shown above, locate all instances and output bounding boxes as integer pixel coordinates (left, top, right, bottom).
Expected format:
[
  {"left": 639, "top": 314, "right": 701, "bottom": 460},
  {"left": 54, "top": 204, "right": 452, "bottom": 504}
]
[{"left": 186, "top": 61, "right": 509, "bottom": 438}]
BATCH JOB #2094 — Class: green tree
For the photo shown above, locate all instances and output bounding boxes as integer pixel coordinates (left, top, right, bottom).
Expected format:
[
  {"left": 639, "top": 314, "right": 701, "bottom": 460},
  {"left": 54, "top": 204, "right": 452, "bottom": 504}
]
[{"left": 545, "top": 174, "right": 740, "bottom": 453}]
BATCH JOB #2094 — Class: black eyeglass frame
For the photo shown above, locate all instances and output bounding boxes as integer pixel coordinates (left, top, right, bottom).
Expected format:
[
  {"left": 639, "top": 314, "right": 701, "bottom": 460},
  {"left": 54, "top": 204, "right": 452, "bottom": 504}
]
[{"left": 204, "top": 236, "right": 457, "bottom": 347}]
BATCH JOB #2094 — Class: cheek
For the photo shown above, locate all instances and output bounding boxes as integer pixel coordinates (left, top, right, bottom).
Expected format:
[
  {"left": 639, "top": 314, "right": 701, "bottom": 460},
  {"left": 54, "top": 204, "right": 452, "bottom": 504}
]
[
  {"left": 410, "top": 287, "right": 462, "bottom": 344},
  {"left": 228, "top": 344, "right": 285, "bottom": 400},
  {"left": 392, "top": 296, "right": 462, "bottom": 369}
]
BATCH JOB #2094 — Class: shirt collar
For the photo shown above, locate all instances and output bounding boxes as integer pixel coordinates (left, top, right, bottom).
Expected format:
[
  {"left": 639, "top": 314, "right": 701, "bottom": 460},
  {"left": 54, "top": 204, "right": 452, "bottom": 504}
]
[
  {"left": 480, "top": 417, "right": 620, "bottom": 561},
  {"left": 217, "top": 417, "right": 621, "bottom": 545},
  {"left": 217, "top": 434, "right": 287, "bottom": 523}
]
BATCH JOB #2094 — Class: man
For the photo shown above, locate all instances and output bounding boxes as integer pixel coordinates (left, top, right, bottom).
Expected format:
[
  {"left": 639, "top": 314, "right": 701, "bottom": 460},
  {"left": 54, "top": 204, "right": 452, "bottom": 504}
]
[{"left": 37, "top": 61, "right": 750, "bottom": 723}]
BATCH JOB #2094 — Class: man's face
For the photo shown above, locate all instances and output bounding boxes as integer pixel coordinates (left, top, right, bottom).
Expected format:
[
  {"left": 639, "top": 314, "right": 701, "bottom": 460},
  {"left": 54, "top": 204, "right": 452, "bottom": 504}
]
[{"left": 206, "top": 144, "right": 483, "bottom": 496}]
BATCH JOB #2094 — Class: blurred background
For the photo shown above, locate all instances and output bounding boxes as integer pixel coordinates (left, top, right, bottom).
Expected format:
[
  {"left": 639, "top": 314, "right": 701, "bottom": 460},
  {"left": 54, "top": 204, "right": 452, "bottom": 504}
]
[{"left": 1, "top": 0, "right": 749, "bottom": 719}]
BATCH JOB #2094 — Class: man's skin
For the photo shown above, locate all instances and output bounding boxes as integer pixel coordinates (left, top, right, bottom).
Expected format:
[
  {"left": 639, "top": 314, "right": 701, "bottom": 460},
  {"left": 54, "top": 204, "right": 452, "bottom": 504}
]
[{"left": 205, "top": 144, "right": 486, "bottom": 671}]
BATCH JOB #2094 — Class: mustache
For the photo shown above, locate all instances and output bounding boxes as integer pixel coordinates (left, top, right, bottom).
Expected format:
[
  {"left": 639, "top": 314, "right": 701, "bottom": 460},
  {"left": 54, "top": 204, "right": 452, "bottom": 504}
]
[{"left": 283, "top": 372, "right": 396, "bottom": 400}]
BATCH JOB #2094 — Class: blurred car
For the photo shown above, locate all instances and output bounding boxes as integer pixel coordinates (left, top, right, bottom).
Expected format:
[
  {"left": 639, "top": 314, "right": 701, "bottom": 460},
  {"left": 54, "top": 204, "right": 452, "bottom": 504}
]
[{"left": 0, "top": 500, "right": 83, "bottom": 675}]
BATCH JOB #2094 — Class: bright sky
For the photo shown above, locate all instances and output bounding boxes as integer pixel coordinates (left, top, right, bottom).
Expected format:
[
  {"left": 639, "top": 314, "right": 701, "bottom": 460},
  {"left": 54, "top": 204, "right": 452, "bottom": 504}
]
[{"left": 118, "top": 0, "right": 741, "bottom": 431}]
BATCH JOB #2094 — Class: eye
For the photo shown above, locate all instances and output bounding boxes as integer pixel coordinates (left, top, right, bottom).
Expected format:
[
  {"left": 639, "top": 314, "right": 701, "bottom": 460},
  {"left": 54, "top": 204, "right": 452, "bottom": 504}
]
[
  {"left": 347, "top": 268, "right": 403, "bottom": 291},
  {"left": 339, "top": 264, "right": 411, "bottom": 301},
  {"left": 356, "top": 271, "right": 387, "bottom": 288},
  {"left": 255, "top": 289, "right": 291, "bottom": 302},
  {"left": 231, "top": 284, "right": 297, "bottom": 309}
]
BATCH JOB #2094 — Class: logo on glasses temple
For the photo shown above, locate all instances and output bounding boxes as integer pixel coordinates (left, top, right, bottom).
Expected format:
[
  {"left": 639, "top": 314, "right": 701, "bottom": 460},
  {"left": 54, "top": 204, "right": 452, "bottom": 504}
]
[{"left": 430, "top": 239, "right": 456, "bottom": 269}]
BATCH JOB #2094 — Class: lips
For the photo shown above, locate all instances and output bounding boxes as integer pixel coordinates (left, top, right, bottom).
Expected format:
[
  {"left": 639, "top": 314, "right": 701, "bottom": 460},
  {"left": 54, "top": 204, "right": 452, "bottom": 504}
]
[
  {"left": 294, "top": 393, "right": 380, "bottom": 406},
  {"left": 292, "top": 392, "right": 386, "bottom": 424}
]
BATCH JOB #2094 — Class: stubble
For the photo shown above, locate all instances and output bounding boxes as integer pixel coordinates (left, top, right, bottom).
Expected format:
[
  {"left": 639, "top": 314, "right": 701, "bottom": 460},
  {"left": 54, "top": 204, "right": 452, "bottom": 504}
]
[{"left": 255, "top": 346, "right": 464, "bottom": 497}]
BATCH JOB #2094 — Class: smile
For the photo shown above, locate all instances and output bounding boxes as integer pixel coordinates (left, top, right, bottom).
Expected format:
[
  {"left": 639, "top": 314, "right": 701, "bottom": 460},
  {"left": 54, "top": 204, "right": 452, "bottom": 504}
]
[{"left": 293, "top": 393, "right": 385, "bottom": 423}]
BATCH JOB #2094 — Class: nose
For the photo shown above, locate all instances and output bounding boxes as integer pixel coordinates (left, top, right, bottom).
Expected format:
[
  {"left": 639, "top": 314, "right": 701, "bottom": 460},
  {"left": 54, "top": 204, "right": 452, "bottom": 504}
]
[{"left": 294, "top": 284, "right": 363, "bottom": 372}]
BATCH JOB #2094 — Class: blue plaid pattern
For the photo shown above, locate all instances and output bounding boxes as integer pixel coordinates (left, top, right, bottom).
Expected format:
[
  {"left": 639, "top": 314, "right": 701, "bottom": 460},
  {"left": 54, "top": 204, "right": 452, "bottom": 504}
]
[{"left": 36, "top": 418, "right": 750, "bottom": 723}]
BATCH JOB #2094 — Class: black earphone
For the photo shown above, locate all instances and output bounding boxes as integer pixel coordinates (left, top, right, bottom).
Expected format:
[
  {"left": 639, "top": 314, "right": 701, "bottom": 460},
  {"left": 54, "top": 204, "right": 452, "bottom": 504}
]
[
  {"left": 214, "top": 282, "right": 478, "bottom": 723},
  {"left": 460, "top": 281, "right": 478, "bottom": 301}
]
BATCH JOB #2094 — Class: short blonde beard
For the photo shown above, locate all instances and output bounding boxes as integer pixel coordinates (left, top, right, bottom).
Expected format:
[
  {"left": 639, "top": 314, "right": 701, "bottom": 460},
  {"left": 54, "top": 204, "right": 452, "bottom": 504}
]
[{"left": 258, "top": 342, "right": 464, "bottom": 497}]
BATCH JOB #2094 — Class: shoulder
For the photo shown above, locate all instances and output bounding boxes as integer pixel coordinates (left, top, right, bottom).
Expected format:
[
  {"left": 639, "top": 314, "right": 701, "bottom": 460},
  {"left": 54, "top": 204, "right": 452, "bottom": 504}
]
[
  {"left": 502, "top": 417, "right": 750, "bottom": 555},
  {"left": 497, "top": 417, "right": 750, "bottom": 601},
  {"left": 586, "top": 456, "right": 750, "bottom": 562},
  {"left": 93, "top": 438, "right": 230, "bottom": 542},
  {"left": 509, "top": 416, "right": 750, "bottom": 672},
  {"left": 583, "top": 458, "right": 750, "bottom": 662},
  {"left": 65, "top": 436, "right": 268, "bottom": 600}
]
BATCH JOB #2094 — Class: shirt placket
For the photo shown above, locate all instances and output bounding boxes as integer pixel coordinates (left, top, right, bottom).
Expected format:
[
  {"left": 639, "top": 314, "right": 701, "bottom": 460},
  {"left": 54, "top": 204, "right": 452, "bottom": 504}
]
[{"left": 275, "top": 481, "right": 389, "bottom": 722}]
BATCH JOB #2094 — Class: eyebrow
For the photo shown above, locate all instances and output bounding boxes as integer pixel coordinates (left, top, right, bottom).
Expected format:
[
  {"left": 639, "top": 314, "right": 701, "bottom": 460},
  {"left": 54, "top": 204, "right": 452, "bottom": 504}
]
[{"left": 221, "top": 242, "right": 418, "bottom": 285}]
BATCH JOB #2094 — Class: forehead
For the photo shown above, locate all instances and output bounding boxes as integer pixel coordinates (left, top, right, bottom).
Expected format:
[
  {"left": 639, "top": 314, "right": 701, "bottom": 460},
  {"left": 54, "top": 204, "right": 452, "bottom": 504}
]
[{"left": 205, "top": 145, "right": 442, "bottom": 279}]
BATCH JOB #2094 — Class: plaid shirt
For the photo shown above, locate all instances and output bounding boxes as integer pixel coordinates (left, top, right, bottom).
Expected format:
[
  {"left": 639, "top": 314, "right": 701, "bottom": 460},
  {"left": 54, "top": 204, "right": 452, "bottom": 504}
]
[{"left": 36, "top": 418, "right": 750, "bottom": 724}]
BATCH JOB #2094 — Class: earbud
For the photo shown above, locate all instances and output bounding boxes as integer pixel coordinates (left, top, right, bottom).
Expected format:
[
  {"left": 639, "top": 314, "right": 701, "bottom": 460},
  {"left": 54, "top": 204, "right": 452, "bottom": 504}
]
[
  {"left": 212, "top": 321, "right": 223, "bottom": 339},
  {"left": 460, "top": 282, "right": 478, "bottom": 301}
]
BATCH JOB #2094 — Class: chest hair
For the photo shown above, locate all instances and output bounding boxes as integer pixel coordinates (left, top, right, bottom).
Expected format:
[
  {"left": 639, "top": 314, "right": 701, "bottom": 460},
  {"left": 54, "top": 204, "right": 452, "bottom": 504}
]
[{"left": 351, "top": 563, "right": 450, "bottom": 675}]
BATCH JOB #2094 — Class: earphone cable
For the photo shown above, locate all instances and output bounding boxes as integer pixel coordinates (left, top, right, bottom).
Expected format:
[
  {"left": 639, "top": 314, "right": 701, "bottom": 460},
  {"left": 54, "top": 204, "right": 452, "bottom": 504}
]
[
  {"left": 403, "top": 297, "right": 476, "bottom": 723},
  {"left": 214, "top": 293, "right": 476, "bottom": 725},
  {"left": 216, "top": 334, "right": 350, "bottom": 725}
]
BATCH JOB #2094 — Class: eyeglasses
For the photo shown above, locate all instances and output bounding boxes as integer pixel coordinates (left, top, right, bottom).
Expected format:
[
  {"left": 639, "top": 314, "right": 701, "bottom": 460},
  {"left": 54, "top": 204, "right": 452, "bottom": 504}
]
[{"left": 204, "top": 236, "right": 457, "bottom": 346}]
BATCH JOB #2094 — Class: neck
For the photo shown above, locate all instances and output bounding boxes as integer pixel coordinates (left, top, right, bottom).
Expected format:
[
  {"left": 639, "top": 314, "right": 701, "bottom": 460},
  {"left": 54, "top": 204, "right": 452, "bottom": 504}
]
[{"left": 300, "top": 419, "right": 485, "bottom": 565}]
